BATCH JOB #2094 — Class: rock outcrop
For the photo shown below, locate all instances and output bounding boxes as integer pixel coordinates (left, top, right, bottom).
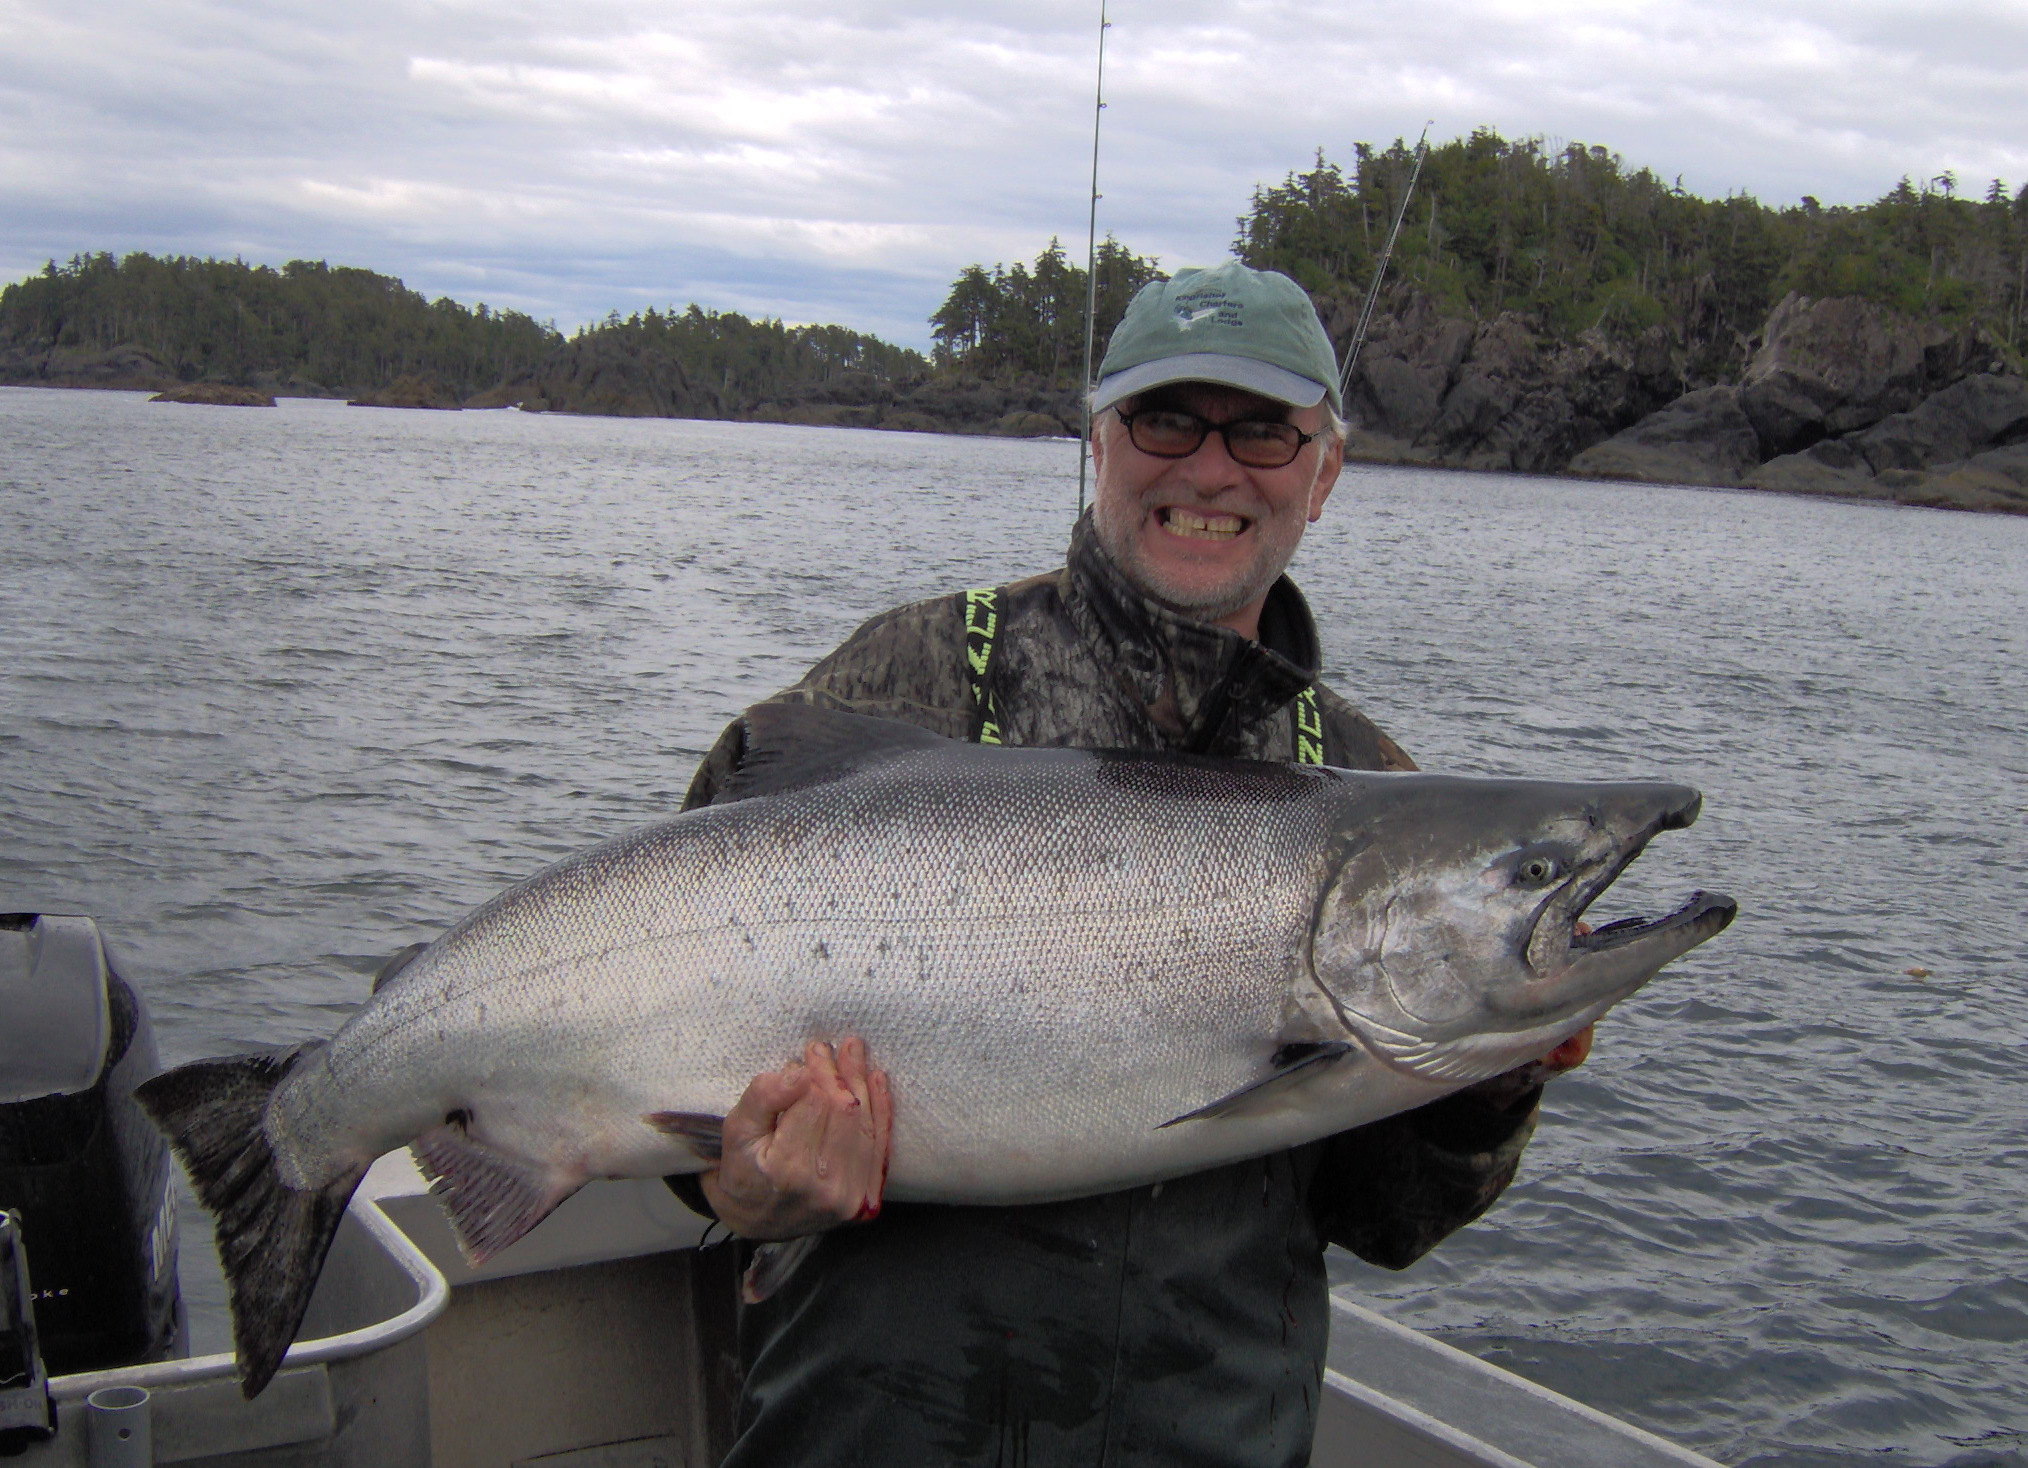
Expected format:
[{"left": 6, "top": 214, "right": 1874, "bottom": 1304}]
[
  {"left": 0, "top": 344, "right": 176, "bottom": 391},
  {"left": 1905, "top": 444, "right": 2028, "bottom": 513},
  {"left": 349, "top": 375, "right": 461, "bottom": 410},
  {"left": 1567, "top": 387, "right": 1763, "bottom": 487},
  {"left": 1845, "top": 372, "right": 2028, "bottom": 472},
  {"left": 1333, "top": 290, "right": 1684, "bottom": 473},
  {"left": 150, "top": 382, "right": 275, "bottom": 406},
  {"left": 1747, "top": 373, "right": 2028, "bottom": 511},
  {"left": 1736, "top": 293, "right": 1991, "bottom": 457}
]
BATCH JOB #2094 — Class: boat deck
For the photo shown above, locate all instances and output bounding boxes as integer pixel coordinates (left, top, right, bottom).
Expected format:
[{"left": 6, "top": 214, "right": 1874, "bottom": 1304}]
[{"left": 22, "top": 1156, "right": 1722, "bottom": 1466}]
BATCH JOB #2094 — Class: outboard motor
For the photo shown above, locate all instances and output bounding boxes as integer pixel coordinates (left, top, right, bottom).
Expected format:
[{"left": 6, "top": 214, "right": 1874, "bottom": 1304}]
[
  {"left": 0, "top": 914, "right": 182, "bottom": 1387},
  {"left": 1, "top": 1209, "right": 53, "bottom": 1449}
]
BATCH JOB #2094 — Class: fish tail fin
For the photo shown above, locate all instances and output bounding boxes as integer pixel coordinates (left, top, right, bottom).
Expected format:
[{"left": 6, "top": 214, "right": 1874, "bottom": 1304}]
[{"left": 135, "top": 1046, "right": 364, "bottom": 1399}]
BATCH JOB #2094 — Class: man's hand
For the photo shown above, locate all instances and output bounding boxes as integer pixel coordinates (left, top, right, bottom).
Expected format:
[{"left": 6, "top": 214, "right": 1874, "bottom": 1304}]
[
  {"left": 1538, "top": 1023, "right": 1593, "bottom": 1076},
  {"left": 700, "top": 1037, "right": 893, "bottom": 1241},
  {"left": 1457, "top": 1021, "right": 1596, "bottom": 1113}
]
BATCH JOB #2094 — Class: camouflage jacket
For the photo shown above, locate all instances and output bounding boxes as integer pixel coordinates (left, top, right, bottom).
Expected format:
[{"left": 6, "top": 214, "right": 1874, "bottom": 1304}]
[{"left": 681, "top": 513, "right": 1541, "bottom": 1468}]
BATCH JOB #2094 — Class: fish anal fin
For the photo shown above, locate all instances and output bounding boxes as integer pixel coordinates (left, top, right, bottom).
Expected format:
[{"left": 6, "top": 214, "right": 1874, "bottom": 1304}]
[
  {"left": 1157, "top": 1041, "right": 1354, "bottom": 1129},
  {"left": 644, "top": 1110, "right": 725, "bottom": 1164},
  {"left": 742, "top": 1235, "right": 823, "bottom": 1304},
  {"left": 411, "top": 1122, "right": 579, "bottom": 1265},
  {"left": 724, "top": 702, "right": 952, "bottom": 803}
]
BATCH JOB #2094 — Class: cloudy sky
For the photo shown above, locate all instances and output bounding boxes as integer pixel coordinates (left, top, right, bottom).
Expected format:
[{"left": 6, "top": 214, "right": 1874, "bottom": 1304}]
[{"left": 4, "top": 0, "right": 2025, "bottom": 347}]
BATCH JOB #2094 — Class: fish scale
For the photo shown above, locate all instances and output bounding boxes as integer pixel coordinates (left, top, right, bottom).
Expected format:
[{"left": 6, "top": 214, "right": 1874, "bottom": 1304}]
[{"left": 317, "top": 745, "right": 1329, "bottom": 1205}]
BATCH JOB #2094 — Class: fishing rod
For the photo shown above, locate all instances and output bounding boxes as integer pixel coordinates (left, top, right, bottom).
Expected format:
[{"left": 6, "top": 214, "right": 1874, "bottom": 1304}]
[
  {"left": 1337, "top": 121, "right": 1433, "bottom": 406},
  {"left": 1077, "top": 0, "right": 1110, "bottom": 517}
]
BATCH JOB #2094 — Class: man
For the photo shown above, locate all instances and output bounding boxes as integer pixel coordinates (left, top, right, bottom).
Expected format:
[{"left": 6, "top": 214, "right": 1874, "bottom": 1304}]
[{"left": 671, "top": 261, "right": 1590, "bottom": 1466}]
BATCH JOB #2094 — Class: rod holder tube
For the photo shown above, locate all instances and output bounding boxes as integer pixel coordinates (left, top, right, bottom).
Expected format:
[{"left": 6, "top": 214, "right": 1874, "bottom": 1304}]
[{"left": 86, "top": 1385, "right": 152, "bottom": 1468}]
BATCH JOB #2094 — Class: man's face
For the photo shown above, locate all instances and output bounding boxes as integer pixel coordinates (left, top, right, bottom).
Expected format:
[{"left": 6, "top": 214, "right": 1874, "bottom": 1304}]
[{"left": 1090, "top": 382, "right": 1343, "bottom": 633}]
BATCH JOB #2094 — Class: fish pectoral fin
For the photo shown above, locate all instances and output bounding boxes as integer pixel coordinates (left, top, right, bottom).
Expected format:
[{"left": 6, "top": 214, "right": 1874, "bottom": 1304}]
[
  {"left": 742, "top": 1235, "right": 823, "bottom": 1304},
  {"left": 412, "top": 1123, "right": 580, "bottom": 1266},
  {"left": 1156, "top": 1042, "right": 1354, "bottom": 1129},
  {"left": 643, "top": 1111, "right": 726, "bottom": 1164}
]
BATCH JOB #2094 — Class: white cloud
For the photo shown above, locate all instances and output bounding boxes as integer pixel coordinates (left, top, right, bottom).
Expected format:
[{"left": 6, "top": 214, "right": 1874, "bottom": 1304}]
[{"left": 2, "top": 0, "right": 2024, "bottom": 346}]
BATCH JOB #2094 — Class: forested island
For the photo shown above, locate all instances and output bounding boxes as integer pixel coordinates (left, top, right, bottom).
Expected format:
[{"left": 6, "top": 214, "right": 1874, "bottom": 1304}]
[{"left": 4, "top": 128, "right": 2024, "bottom": 512}]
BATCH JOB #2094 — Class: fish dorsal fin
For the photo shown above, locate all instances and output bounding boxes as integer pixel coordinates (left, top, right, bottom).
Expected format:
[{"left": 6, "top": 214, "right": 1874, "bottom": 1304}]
[{"left": 722, "top": 702, "right": 954, "bottom": 803}]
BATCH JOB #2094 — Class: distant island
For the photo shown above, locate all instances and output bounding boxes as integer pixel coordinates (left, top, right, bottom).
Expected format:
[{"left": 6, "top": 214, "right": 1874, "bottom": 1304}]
[{"left": 4, "top": 129, "right": 2023, "bottom": 514}]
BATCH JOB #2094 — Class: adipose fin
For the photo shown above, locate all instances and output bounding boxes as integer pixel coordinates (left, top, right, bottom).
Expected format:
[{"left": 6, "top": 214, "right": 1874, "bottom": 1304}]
[{"left": 370, "top": 941, "right": 429, "bottom": 994}]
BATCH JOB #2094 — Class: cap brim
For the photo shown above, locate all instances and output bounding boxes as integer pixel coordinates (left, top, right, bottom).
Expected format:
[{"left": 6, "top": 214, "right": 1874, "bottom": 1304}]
[{"left": 1090, "top": 353, "right": 1330, "bottom": 413}]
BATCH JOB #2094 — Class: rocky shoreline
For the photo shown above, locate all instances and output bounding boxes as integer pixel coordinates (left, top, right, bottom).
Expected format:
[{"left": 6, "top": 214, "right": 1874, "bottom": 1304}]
[
  {"left": 1332, "top": 288, "right": 2026, "bottom": 515},
  {"left": 150, "top": 382, "right": 275, "bottom": 406},
  {"left": 9, "top": 292, "right": 2024, "bottom": 514},
  {"left": 467, "top": 331, "right": 1082, "bottom": 438}
]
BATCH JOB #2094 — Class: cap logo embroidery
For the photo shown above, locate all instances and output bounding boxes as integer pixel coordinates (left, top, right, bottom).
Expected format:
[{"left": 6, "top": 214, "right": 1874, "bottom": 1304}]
[{"left": 1172, "top": 287, "right": 1242, "bottom": 330}]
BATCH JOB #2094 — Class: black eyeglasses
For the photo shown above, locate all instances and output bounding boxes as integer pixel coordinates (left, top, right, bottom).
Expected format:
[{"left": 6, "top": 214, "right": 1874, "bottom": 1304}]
[{"left": 1114, "top": 407, "right": 1319, "bottom": 469}]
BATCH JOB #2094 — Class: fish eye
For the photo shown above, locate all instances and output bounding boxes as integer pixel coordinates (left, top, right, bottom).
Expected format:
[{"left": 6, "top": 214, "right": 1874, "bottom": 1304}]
[{"left": 1512, "top": 852, "right": 1564, "bottom": 887}]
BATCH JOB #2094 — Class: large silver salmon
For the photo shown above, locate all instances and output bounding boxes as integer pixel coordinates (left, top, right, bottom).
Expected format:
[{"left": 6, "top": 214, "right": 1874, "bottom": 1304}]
[{"left": 139, "top": 704, "right": 1735, "bottom": 1394}]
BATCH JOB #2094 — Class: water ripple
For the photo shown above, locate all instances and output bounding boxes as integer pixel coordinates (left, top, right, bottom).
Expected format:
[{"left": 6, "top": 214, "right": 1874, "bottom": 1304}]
[{"left": 5, "top": 387, "right": 2026, "bottom": 1465}]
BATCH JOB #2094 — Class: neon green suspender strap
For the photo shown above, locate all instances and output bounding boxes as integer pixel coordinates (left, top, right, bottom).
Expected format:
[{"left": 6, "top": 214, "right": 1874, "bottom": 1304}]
[
  {"left": 964, "top": 588, "right": 1004, "bottom": 744},
  {"left": 970, "top": 583, "right": 1326, "bottom": 764},
  {"left": 1292, "top": 685, "right": 1325, "bottom": 765}
]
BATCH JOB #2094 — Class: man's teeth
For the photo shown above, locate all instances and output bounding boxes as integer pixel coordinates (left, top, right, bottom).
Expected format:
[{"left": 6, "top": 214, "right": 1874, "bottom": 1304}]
[{"left": 1162, "top": 508, "right": 1245, "bottom": 540}]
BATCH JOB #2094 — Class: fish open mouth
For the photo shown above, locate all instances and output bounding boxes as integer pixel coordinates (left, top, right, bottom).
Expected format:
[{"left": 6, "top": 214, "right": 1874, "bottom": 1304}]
[
  {"left": 1523, "top": 787, "right": 1731, "bottom": 981},
  {"left": 1570, "top": 890, "right": 1737, "bottom": 952}
]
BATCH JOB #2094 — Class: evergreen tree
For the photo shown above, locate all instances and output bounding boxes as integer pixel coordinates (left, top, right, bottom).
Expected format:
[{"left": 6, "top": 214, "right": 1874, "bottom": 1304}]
[
  {"left": 0, "top": 252, "right": 560, "bottom": 391},
  {"left": 931, "top": 236, "right": 1163, "bottom": 382},
  {"left": 566, "top": 302, "right": 922, "bottom": 401},
  {"left": 1234, "top": 128, "right": 2028, "bottom": 365}
]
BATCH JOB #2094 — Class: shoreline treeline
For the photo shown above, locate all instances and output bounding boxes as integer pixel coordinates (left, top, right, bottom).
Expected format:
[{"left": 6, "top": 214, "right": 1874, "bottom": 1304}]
[
  {"left": 0, "top": 253, "right": 561, "bottom": 395},
  {"left": 0, "top": 255, "right": 922, "bottom": 401},
  {"left": 1235, "top": 129, "right": 2028, "bottom": 380},
  {"left": 4, "top": 128, "right": 2023, "bottom": 404},
  {"left": 564, "top": 304, "right": 925, "bottom": 403}
]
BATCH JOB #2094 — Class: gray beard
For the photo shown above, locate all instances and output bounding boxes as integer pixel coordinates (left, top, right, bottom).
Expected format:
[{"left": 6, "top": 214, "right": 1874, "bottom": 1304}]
[{"left": 1091, "top": 504, "right": 1291, "bottom": 626}]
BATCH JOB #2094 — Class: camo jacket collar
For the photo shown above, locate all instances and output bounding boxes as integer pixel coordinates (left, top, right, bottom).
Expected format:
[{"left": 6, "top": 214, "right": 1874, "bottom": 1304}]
[{"left": 1061, "top": 511, "right": 1322, "bottom": 755}]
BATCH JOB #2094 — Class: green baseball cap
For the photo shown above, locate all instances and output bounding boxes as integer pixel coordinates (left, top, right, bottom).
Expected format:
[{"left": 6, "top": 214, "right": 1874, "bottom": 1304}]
[{"left": 1092, "top": 261, "right": 1341, "bottom": 415}]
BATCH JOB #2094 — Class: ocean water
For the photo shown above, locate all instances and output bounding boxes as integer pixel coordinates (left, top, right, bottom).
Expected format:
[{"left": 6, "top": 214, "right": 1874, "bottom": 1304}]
[{"left": 2, "top": 385, "right": 2023, "bottom": 1467}]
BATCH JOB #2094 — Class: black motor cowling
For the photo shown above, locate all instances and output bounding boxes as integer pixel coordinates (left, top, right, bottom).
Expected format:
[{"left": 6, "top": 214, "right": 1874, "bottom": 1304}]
[{"left": 0, "top": 914, "right": 182, "bottom": 1377}]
